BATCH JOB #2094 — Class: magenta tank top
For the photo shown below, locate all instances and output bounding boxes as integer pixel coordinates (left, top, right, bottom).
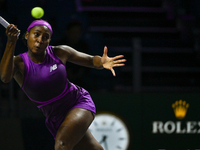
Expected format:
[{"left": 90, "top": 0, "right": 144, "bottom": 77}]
[
  {"left": 19, "top": 46, "right": 68, "bottom": 105},
  {"left": 19, "top": 46, "right": 96, "bottom": 138}
]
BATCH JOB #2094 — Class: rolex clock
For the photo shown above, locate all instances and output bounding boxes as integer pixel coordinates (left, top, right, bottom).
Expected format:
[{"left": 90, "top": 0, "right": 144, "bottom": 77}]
[{"left": 89, "top": 112, "right": 130, "bottom": 150}]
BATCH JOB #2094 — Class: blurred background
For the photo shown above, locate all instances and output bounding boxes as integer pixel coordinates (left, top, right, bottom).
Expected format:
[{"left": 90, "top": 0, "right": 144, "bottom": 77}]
[{"left": 1, "top": 0, "right": 200, "bottom": 149}]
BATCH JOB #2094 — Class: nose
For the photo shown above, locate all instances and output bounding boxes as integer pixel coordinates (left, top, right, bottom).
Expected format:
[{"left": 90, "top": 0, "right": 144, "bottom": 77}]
[{"left": 37, "top": 36, "right": 43, "bottom": 43}]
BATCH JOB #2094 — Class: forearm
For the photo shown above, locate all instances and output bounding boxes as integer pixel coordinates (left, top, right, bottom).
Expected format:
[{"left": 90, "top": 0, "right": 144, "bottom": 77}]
[
  {"left": 55, "top": 45, "right": 104, "bottom": 69},
  {"left": 0, "top": 40, "right": 16, "bottom": 83},
  {"left": 93, "top": 55, "right": 104, "bottom": 69}
]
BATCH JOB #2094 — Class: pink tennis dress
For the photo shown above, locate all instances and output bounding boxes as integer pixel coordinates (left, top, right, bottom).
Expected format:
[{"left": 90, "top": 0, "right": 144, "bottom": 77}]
[{"left": 19, "top": 46, "right": 96, "bottom": 138}]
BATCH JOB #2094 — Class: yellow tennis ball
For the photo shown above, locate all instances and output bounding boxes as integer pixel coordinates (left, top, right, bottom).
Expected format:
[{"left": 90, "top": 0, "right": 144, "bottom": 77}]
[{"left": 31, "top": 7, "right": 44, "bottom": 19}]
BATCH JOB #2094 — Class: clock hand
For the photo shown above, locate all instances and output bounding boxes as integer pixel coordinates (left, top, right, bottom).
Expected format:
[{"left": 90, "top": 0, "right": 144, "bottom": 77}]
[
  {"left": 99, "top": 135, "right": 106, "bottom": 144},
  {"left": 104, "top": 137, "right": 108, "bottom": 150},
  {"left": 99, "top": 135, "right": 108, "bottom": 150}
]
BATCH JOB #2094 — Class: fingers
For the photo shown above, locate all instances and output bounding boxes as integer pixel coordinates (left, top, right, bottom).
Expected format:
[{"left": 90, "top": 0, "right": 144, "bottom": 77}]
[
  {"left": 114, "top": 58, "right": 126, "bottom": 63},
  {"left": 6, "top": 24, "right": 15, "bottom": 33},
  {"left": 6, "top": 24, "right": 20, "bottom": 40},
  {"left": 112, "top": 55, "right": 125, "bottom": 61},
  {"left": 113, "top": 63, "right": 125, "bottom": 67},
  {"left": 112, "top": 57, "right": 126, "bottom": 67},
  {"left": 111, "top": 68, "right": 116, "bottom": 76},
  {"left": 103, "top": 46, "right": 108, "bottom": 56},
  {"left": 6, "top": 24, "right": 13, "bottom": 30}
]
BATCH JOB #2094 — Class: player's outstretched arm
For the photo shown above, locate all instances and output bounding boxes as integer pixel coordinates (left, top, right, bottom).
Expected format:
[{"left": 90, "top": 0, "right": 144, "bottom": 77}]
[{"left": 54, "top": 45, "right": 126, "bottom": 76}]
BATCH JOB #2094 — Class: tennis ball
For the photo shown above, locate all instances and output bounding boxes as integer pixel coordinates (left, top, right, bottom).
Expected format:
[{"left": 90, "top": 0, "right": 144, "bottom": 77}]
[{"left": 31, "top": 7, "right": 44, "bottom": 19}]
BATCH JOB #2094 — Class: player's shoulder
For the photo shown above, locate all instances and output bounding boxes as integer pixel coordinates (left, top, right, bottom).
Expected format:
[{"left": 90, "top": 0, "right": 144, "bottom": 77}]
[
  {"left": 14, "top": 55, "right": 23, "bottom": 62},
  {"left": 52, "top": 45, "right": 72, "bottom": 51},
  {"left": 13, "top": 55, "right": 25, "bottom": 73},
  {"left": 52, "top": 45, "right": 73, "bottom": 56},
  {"left": 14, "top": 55, "right": 25, "bottom": 67}
]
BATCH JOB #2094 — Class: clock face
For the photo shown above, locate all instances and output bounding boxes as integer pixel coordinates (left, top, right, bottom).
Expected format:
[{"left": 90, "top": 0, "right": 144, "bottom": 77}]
[{"left": 89, "top": 113, "right": 130, "bottom": 150}]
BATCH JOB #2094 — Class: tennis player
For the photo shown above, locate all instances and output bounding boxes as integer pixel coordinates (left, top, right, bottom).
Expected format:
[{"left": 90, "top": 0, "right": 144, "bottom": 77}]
[{"left": 0, "top": 20, "right": 126, "bottom": 150}]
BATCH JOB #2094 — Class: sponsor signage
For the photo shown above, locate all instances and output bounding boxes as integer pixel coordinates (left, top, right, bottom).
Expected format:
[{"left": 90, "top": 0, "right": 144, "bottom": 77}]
[
  {"left": 141, "top": 97, "right": 200, "bottom": 149},
  {"left": 152, "top": 100, "right": 200, "bottom": 134}
]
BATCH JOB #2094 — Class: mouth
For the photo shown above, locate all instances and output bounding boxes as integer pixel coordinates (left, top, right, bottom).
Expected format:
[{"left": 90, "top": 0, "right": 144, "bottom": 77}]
[{"left": 35, "top": 46, "right": 41, "bottom": 50}]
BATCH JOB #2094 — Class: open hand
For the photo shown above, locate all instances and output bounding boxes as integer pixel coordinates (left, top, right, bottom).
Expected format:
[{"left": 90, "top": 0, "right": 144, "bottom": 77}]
[{"left": 101, "top": 46, "right": 126, "bottom": 76}]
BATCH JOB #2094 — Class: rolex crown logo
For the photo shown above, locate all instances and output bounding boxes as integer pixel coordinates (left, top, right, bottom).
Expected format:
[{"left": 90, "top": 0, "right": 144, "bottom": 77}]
[{"left": 172, "top": 100, "right": 189, "bottom": 120}]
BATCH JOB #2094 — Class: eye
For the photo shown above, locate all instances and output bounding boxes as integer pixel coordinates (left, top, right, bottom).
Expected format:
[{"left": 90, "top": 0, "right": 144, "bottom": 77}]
[
  {"left": 43, "top": 35, "right": 50, "bottom": 40},
  {"left": 44, "top": 36, "right": 48, "bottom": 40},
  {"left": 34, "top": 32, "right": 39, "bottom": 37}
]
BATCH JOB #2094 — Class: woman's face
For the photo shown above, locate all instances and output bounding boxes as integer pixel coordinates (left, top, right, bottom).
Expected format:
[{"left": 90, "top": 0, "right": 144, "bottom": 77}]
[{"left": 25, "top": 25, "right": 51, "bottom": 55}]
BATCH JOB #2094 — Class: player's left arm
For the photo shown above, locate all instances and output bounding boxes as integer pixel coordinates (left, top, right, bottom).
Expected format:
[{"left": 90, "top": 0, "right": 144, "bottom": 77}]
[
  {"left": 53, "top": 45, "right": 126, "bottom": 76},
  {"left": 53, "top": 45, "right": 97, "bottom": 68}
]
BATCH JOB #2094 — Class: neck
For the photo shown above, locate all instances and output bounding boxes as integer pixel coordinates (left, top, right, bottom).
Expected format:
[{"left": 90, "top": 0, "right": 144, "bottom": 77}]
[{"left": 28, "top": 50, "right": 46, "bottom": 64}]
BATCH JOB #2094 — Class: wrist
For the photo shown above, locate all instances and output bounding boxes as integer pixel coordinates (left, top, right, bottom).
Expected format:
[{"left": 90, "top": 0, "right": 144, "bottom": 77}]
[
  {"left": 7, "top": 38, "right": 17, "bottom": 43},
  {"left": 93, "top": 55, "right": 104, "bottom": 69},
  {"left": 6, "top": 40, "right": 17, "bottom": 51}
]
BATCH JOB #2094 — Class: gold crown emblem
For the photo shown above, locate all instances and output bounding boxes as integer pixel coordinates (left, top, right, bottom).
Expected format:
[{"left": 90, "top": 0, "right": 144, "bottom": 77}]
[{"left": 172, "top": 100, "right": 189, "bottom": 120}]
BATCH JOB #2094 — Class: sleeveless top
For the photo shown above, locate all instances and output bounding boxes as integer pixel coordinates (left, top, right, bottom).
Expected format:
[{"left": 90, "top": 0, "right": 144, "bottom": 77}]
[{"left": 19, "top": 46, "right": 96, "bottom": 138}]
